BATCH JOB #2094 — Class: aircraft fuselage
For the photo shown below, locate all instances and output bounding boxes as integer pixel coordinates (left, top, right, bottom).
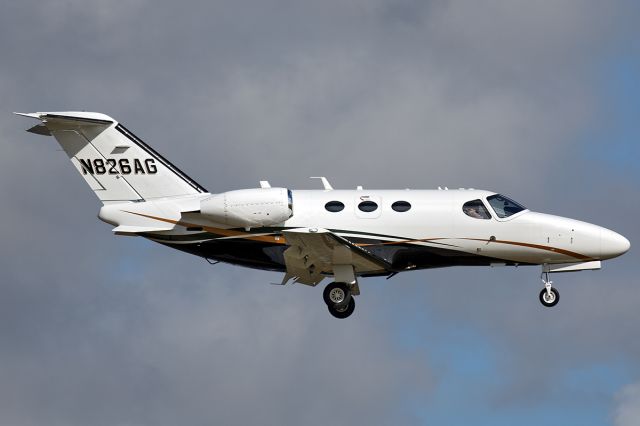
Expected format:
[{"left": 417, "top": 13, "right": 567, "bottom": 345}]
[{"left": 108, "top": 189, "right": 629, "bottom": 274}]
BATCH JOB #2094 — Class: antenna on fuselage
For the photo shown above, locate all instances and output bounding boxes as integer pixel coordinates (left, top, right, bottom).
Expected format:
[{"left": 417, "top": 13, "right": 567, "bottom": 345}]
[{"left": 310, "top": 177, "right": 333, "bottom": 190}]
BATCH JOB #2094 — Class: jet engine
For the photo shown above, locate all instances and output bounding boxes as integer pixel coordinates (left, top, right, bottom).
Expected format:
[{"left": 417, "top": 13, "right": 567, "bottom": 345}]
[{"left": 200, "top": 187, "right": 293, "bottom": 228}]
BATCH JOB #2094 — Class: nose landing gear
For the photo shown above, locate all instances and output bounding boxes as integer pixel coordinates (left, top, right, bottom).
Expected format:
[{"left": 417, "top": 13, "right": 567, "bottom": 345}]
[{"left": 539, "top": 271, "right": 560, "bottom": 307}]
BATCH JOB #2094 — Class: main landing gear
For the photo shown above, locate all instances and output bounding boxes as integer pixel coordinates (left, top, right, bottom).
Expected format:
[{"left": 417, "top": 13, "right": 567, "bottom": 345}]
[
  {"left": 539, "top": 271, "right": 560, "bottom": 307},
  {"left": 323, "top": 282, "right": 356, "bottom": 319}
]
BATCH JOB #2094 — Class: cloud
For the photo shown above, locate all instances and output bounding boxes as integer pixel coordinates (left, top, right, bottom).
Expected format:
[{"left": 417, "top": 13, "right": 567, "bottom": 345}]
[
  {"left": 614, "top": 383, "right": 640, "bottom": 426},
  {"left": 1, "top": 0, "right": 639, "bottom": 425}
]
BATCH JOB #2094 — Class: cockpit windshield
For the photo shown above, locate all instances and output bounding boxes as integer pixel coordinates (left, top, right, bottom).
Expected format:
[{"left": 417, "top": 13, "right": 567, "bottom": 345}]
[{"left": 486, "top": 194, "right": 526, "bottom": 218}]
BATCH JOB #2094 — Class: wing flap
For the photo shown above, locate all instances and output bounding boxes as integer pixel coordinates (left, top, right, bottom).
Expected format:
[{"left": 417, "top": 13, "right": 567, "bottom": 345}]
[{"left": 282, "top": 228, "right": 390, "bottom": 286}]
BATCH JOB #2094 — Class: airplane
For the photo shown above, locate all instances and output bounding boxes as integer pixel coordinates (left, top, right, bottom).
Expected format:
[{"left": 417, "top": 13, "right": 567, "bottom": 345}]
[{"left": 16, "top": 111, "right": 631, "bottom": 318}]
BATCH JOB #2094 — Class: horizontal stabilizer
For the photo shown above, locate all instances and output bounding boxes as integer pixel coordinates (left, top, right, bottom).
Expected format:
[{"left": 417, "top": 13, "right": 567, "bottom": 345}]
[
  {"left": 14, "top": 112, "right": 41, "bottom": 119},
  {"left": 15, "top": 111, "right": 114, "bottom": 124}
]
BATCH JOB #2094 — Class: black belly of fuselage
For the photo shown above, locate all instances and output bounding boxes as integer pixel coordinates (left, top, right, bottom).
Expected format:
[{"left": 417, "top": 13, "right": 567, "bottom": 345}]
[{"left": 151, "top": 236, "right": 527, "bottom": 274}]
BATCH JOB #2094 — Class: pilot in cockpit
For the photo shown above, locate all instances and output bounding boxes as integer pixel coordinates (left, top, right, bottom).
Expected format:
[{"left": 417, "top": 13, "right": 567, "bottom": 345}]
[{"left": 463, "top": 205, "right": 483, "bottom": 219}]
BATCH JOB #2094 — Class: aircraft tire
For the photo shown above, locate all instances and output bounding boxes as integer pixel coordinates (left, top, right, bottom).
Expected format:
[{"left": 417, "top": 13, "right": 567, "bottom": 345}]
[
  {"left": 323, "top": 282, "right": 351, "bottom": 306},
  {"left": 328, "top": 297, "right": 356, "bottom": 319},
  {"left": 539, "top": 287, "right": 560, "bottom": 307}
]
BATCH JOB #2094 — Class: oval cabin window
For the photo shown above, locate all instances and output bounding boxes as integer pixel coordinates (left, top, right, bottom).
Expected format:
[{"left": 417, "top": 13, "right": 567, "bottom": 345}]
[
  {"left": 358, "top": 201, "right": 379, "bottom": 212},
  {"left": 325, "top": 201, "right": 345, "bottom": 212},
  {"left": 391, "top": 201, "right": 411, "bottom": 212}
]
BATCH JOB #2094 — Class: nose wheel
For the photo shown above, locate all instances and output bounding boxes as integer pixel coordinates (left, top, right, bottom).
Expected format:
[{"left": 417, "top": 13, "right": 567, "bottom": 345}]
[{"left": 539, "top": 271, "right": 560, "bottom": 307}]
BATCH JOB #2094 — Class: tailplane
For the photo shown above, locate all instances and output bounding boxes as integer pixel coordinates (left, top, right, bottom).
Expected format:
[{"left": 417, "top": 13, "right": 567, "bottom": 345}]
[{"left": 16, "top": 111, "right": 207, "bottom": 203}]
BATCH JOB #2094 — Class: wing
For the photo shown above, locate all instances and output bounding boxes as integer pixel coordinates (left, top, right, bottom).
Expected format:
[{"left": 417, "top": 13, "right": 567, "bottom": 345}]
[{"left": 282, "top": 228, "right": 391, "bottom": 286}]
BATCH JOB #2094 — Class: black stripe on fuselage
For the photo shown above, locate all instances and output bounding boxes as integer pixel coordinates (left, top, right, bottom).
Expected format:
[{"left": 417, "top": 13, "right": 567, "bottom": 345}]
[
  {"left": 115, "top": 124, "right": 208, "bottom": 193},
  {"left": 145, "top": 234, "right": 530, "bottom": 273}
]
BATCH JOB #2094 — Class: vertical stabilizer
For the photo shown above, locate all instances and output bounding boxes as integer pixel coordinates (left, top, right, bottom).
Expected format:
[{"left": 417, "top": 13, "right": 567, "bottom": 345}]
[{"left": 16, "top": 112, "right": 207, "bottom": 203}]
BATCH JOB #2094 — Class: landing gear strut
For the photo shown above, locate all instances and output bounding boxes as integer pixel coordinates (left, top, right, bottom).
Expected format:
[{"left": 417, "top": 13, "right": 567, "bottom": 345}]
[
  {"left": 323, "top": 282, "right": 356, "bottom": 319},
  {"left": 539, "top": 271, "right": 560, "bottom": 307}
]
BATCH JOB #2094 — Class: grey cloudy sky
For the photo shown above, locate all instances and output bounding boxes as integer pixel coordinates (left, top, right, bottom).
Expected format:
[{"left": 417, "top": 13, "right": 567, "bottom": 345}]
[{"left": 1, "top": 1, "right": 639, "bottom": 425}]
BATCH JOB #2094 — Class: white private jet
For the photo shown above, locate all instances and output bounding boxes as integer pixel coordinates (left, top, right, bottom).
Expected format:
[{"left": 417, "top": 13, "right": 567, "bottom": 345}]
[{"left": 17, "top": 111, "right": 631, "bottom": 318}]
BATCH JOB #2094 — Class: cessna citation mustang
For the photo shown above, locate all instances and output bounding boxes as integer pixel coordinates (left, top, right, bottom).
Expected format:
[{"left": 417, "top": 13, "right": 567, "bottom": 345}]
[{"left": 17, "top": 111, "right": 631, "bottom": 318}]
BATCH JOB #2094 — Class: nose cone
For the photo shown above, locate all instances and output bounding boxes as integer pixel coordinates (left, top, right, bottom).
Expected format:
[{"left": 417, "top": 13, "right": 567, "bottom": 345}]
[{"left": 601, "top": 229, "right": 631, "bottom": 259}]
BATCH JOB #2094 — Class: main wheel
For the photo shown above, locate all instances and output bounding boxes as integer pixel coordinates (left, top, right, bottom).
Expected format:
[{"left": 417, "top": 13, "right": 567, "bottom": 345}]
[
  {"left": 323, "top": 282, "right": 351, "bottom": 306},
  {"left": 328, "top": 297, "right": 356, "bottom": 319},
  {"left": 539, "top": 287, "right": 560, "bottom": 307}
]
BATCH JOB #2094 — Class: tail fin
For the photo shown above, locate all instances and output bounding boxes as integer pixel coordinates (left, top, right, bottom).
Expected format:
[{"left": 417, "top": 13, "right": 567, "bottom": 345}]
[{"left": 16, "top": 111, "right": 207, "bottom": 203}]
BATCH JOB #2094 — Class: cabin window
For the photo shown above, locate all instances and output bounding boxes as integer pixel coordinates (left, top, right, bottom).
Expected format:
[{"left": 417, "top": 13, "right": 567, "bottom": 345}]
[
  {"left": 486, "top": 194, "right": 526, "bottom": 218},
  {"left": 391, "top": 201, "right": 411, "bottom": 212},
  {"left": 325, "top": 201, "right": 345, "bottom": 212},
  {"left": 358, "top": 201, "right": 379, "bottom": 212},
  {"left": 462, "top": 200, "right": 492, "bottom": 219}
]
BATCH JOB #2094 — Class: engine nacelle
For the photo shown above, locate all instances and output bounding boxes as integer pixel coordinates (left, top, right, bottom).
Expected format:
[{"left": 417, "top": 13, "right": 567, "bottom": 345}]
[{"left": 200, "top": 187, "right": 293, "bottom": 228}]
